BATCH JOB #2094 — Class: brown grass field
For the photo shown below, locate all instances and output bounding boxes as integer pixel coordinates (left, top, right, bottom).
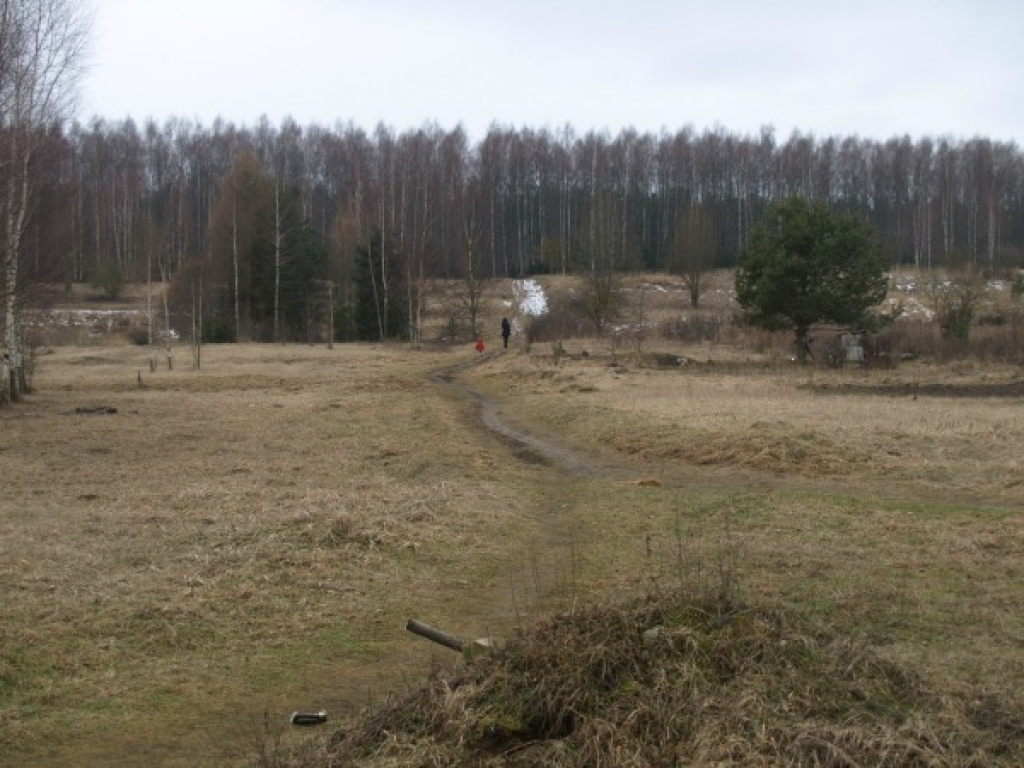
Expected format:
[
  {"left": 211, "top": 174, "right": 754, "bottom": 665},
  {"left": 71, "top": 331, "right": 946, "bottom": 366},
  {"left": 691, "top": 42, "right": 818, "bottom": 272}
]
[{"left": 2, "top": 274, "right": 1024, "bottom": 765}]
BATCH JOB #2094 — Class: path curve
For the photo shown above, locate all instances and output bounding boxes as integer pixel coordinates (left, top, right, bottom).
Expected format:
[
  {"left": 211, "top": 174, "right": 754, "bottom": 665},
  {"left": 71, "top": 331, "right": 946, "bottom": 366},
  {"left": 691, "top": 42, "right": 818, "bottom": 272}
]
[
  {"left": 427, "top": 352, "right": 1023, "bottom": 511},
  {"left": 429, "top": 353, "right": 605, "bottom": 478}
]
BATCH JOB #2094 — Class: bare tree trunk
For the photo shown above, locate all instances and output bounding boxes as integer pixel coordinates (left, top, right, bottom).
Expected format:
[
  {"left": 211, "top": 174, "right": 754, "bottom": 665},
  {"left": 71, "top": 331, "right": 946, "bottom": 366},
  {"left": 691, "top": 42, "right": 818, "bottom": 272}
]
[
  {"left": 3, "top": 139, "right": 32, "bottom": 404},
  {"left": 157, "top": 248, "right": 173, "bottom": 369},
  {"left": 232, "top": 196, "right": 240, "bottom": 339},
  {"left": 589, "top": 142, "right": 598, "bottom": 272},
  {"left": 146, "top": 235, "right": 153, "bottom": 345},
  {"left": 191, "top": 267, "right": 202, "bottom": 369},
  {"left": 326, "top": 280, "right": 333, "bottom": 349},
  {"left": 274, "top": 180, "right": 281, "bottom": 342},
  {"left": 988, "top": 201, "right": 996, "bottom": 267},
  {"left": 565, "top": 172, "right": 572, "bottom": 274}
]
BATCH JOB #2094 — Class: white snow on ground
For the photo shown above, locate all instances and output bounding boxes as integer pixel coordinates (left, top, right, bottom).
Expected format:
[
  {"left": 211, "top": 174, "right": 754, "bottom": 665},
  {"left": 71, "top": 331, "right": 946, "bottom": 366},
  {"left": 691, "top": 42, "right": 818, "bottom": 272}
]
[
  {"left": 885, "top": 273, "right": 1013, "bottom": 322},
  {"left": 510, "top": 279, "right": 548, "bottom": 336},
  {"left": 515, "top": 279, "right": 548, "bottom": 316},
  {"left": 636, "top": 282, "right": 669, "bottom": 293},
  {"left": 24, "top": 308, "right": 180, "bottom": 339},
  {"left": 26, "top": 308, "right": 144, "bottom": 329}
]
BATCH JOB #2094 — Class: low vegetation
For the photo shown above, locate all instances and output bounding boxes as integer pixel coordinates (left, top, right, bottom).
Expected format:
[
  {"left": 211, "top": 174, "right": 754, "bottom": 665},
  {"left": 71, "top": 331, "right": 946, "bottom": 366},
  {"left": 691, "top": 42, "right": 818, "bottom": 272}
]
[
  {"left": 325, "top": 592, "right": 1021, "bottom": 766},
  {"left": 2, "top": 272, "right": 1024, "bottom": 765}
]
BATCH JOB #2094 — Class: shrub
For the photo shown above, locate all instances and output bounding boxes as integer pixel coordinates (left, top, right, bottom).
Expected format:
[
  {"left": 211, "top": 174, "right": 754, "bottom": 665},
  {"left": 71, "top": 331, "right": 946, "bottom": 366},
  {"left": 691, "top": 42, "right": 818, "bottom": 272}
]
[
  {"left": 1013, "top": 273, "right": 1024, "bottom": 300},
  {"left": 661, "top": 314, "right": 727, "bottom": 343},
  {"left": 926, "top": 275, "right": 988, "bottom": 344},
  {"left": 91, "top": 263, "right": 125, "bottom": 300},
  {"left": 203, "top": 314, "right": 236, "bottom": 343},
  {"left": 526, "top": 295, "right": 589, "bottom": 343},
  {"left": 126, "top": 326, "right": 150, "bottom": 346}
]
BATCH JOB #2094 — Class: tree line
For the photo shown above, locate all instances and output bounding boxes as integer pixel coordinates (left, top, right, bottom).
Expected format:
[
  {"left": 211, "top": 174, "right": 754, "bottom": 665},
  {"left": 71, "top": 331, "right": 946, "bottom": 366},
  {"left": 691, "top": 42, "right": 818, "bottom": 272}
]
[
  {"left": 11, "top": 118, "right": 1020, "bottom": 347},
  {"left": 52, "top": 118, "right": 1024, "bottom": 287},
  {"left": 4, "top": 7, "right": 1024, "bottom": 362}
]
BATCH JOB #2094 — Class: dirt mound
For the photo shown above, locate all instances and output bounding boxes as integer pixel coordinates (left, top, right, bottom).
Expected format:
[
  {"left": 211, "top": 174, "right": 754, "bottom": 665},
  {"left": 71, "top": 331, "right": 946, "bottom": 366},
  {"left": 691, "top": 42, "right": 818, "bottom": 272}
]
[{"left": 314, "top": 594, "right": 1023, "bottom": 766}]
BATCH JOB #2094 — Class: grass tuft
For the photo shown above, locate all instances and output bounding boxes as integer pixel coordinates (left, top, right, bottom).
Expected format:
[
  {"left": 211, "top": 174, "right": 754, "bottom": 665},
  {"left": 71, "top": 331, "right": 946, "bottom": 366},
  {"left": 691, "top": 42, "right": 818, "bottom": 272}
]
[{"left": 322, "top": 591, "right": 1022, "bottom": 766}]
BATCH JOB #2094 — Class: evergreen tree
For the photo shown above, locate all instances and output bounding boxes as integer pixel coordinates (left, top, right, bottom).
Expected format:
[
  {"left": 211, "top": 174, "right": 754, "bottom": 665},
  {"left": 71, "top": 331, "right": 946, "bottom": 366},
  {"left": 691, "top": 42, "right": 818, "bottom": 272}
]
[{"left": 736, "top": 197, "right": 888, "bottom": 360}]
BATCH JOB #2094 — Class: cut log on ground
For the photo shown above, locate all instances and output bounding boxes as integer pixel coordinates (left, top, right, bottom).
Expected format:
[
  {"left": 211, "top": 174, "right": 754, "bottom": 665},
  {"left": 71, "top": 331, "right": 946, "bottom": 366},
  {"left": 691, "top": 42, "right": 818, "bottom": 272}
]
[{"left": 406, "top": 619, "right": 465, "bottom": 652}]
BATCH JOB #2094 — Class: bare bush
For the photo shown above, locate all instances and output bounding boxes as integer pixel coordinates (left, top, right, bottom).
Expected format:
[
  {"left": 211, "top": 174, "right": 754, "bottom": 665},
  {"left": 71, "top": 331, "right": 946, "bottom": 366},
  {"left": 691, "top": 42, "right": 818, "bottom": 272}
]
[
  {"left": 526, "top": 295, "right": 590, "bottom": 343},
  {"left": 927, "top": 276, "right": 985, "bottom": 343},
  {"left": 660, "top": 313, "right": 727, "bottom": 344},
  {"left": 874, "top": 316, "right": 1024, "bottom": 365}
]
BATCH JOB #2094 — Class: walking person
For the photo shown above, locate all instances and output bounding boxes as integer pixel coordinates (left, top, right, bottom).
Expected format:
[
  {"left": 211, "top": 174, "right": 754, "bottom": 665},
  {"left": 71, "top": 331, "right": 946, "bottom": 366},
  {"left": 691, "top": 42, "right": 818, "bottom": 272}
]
[{"left": 501, "top": 317, "right": 511, "bottom": 349}]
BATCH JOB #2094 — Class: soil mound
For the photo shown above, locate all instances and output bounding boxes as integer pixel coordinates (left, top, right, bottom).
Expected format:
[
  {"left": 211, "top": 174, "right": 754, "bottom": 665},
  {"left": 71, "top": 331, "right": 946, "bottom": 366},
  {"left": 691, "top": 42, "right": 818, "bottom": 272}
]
[{"left": 315, "top": 593, "right": 1023, "bottom": 766}]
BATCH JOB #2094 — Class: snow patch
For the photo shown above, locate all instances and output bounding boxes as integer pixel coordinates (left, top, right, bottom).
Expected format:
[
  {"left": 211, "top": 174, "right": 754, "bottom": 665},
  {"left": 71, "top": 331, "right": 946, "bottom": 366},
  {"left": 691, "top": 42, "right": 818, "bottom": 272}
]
[
  {"left": 27, "top": 308, "right": 145, "bottom": 329},
  {"left": 515, "top": 279, "right": 548, "bottom": 317},
  {"left": 25, "top": 308, "right": 180, "bottom": 339},
  {"left": 510, "top": 279, "right": 548, "bottom": 336}
]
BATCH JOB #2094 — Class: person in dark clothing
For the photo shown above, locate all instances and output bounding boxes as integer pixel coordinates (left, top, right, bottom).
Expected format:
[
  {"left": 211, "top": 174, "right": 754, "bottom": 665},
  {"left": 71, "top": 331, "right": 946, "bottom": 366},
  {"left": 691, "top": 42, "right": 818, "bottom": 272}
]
[{"left": 501, "top": 317, "right": 511, "bottom": 348}]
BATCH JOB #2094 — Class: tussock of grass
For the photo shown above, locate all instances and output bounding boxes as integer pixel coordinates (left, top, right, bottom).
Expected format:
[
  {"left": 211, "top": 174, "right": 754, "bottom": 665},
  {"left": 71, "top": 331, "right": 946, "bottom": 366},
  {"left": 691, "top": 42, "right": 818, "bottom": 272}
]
[{"left": 319, "top": 592, "right": 1023, "bottom": 767}]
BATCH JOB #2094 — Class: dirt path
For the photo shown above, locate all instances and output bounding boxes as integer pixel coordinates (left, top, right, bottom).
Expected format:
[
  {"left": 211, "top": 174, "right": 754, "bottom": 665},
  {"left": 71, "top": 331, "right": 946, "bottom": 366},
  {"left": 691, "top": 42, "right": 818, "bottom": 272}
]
[
  {"left": 429, "top": 353, "right": 606, "bottom": 478},
  {"left": 428, "top": 352, "right": 1024, "bottom": 513}
]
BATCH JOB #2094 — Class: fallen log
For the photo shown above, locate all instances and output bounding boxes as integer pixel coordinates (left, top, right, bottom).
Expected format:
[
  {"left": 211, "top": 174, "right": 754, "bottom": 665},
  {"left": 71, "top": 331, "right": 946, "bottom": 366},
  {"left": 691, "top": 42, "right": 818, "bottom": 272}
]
[
  {"left": 406, "top": 619, "right": 503, "bottom": 659},
  {"left": 406, "top": 619, "right": 465, "bottom": 652}
]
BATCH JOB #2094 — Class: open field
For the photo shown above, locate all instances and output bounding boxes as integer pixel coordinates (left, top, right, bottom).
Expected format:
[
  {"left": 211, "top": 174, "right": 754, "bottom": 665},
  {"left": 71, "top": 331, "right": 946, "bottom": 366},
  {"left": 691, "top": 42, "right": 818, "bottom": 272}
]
[
  {"left": 0, "top": 343, "right": 555, "bottom": 765},
  {"left": 3, "top": 289, "right": 1024, "bottom": 763}
]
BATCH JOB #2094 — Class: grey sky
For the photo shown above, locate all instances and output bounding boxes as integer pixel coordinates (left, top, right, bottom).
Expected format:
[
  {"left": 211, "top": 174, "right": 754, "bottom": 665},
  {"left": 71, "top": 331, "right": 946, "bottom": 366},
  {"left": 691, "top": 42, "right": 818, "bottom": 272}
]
[{"left": 81, "top": 0, "right": 1023, "bottom": 142}]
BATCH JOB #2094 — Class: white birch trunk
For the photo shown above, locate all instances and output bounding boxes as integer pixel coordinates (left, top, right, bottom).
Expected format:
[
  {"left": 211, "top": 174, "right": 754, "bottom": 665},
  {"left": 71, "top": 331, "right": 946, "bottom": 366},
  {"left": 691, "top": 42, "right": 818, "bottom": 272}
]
[
  {"left": 326, "top": 280, "right": 333, "bottom": 349},
  {"left": 4, "top": 133, "right": 32, "bottom": 403},
  {"left": 232, "top": 196, "right": 239, "bottom": 339},
  {"left": 274, "top": 180, "right": 281, "bottom": 342},
  {"left": 988, "top": 202, "right": 996, "bottom": 267}
]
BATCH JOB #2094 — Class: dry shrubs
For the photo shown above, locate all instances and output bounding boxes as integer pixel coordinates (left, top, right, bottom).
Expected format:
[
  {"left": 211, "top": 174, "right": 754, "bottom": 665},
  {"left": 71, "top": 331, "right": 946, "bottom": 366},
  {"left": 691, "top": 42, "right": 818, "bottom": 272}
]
[
  {"left": 877, "top": 316, "right": 1024, "bottom": 364},
  {"left": 323, "top": 592, "right": 1022, "bottom": 767}
]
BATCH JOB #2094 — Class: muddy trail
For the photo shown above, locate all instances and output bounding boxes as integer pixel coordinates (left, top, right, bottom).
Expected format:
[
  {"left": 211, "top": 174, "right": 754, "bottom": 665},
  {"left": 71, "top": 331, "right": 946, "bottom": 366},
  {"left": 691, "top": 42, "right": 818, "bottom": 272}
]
[
  {"left": 428, "top": 352, "right": 1024, "bottom": 514},
  {"left": 429, "top": 353, "right": 608, "bottom": 479}
]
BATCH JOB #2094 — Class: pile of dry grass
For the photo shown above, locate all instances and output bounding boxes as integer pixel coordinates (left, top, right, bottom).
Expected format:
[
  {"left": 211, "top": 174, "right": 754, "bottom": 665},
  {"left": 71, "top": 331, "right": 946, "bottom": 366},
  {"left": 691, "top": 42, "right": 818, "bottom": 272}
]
[{"left": 313, "top": 592, "right": 1023, "bottom": 767}]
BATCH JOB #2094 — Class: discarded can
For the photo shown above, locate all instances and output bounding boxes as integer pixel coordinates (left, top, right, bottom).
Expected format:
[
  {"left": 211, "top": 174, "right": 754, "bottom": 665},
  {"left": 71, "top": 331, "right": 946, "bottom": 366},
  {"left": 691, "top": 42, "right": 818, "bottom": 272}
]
[{"left": 290, "top": 710, "right": 328, "bottom": 726}]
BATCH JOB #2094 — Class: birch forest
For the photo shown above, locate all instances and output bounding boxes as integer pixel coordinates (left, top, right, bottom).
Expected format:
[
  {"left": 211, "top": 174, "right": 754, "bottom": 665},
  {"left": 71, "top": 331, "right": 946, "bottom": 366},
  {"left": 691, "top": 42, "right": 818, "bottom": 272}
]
[{"left": 12, "top": 117, "right": 1024, "bottom": 343}]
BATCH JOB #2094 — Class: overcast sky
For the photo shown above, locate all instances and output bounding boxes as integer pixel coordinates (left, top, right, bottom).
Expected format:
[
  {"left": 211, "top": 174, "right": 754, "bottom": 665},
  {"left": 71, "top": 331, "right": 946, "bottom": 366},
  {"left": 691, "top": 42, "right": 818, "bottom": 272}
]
[{"left": 81, "top": 0, "right": 1022, "bottom": 143}]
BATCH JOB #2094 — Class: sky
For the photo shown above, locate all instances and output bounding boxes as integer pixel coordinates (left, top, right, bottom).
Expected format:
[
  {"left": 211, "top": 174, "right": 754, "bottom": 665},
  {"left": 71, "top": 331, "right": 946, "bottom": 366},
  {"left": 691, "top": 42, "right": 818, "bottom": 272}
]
[{"left": 80, "top": 0, "right": 1023, "bottom": 143}]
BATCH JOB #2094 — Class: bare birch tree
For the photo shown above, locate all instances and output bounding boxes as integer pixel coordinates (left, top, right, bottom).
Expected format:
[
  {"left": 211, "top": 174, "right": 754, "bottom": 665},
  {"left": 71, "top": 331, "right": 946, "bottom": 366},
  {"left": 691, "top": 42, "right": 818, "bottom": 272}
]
[
  {"left": 0, "top": 0, "right": 89, "bottom": 404},
  {"left": 669, "top": 207, "right": 717, "bottom": 308},
  {"left": 577, "top": 192, "right": 624, "bottom": 335},
  {"left": 451, "top": 205, "right": 487, "bottom": 339}
]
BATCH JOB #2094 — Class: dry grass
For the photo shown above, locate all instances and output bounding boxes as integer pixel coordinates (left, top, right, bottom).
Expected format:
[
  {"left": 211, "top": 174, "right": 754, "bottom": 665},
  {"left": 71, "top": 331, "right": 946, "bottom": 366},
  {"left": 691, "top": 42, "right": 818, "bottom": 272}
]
[
  {"left": 465, "top": 351, "right": 1024, "bottom": 505},
  {"left": 4, "top": 279, "right": 1024, "bottom": 764},
  {"left": 460, "top": 347, "right": 1024, "bottom": 680},
  {"left": 326, "top": 591, "right": 1022, "bottom": 766},
  {"left": 0, "top": 343, "right": 579, "bottom": 766},
  {"left": 311, "top": 340, "right": 1024, "bottom": 765}
]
